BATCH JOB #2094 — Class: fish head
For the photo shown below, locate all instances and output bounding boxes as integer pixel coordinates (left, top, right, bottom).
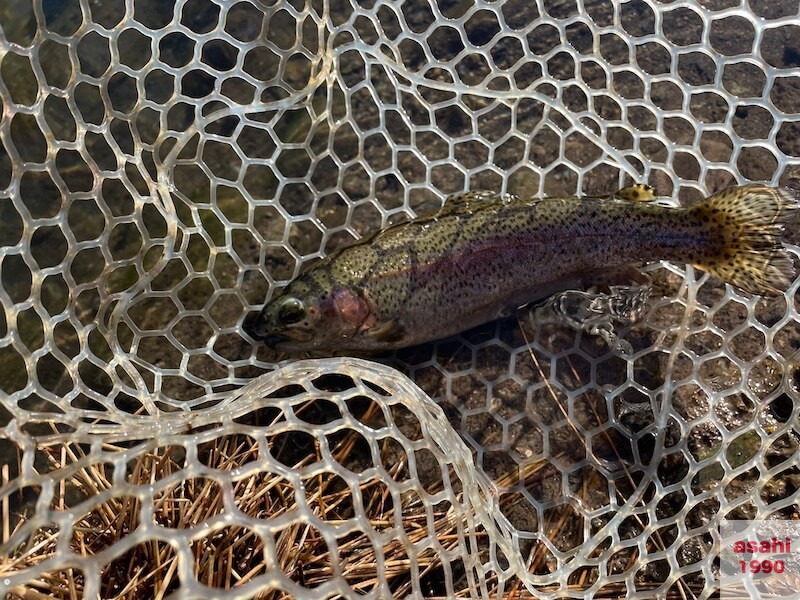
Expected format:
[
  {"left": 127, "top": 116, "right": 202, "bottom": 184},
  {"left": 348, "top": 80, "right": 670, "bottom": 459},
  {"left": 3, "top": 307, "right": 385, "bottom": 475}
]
[{"left": 246, "top": 278, "right": 376, "bottom": 353}]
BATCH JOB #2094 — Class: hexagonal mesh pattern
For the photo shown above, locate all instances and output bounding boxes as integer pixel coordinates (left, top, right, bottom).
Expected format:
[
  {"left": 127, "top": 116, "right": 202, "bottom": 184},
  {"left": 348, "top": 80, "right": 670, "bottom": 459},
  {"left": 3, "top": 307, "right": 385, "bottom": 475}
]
[{"left": 0, "top": 0, "right": 798, "bottom": 597}]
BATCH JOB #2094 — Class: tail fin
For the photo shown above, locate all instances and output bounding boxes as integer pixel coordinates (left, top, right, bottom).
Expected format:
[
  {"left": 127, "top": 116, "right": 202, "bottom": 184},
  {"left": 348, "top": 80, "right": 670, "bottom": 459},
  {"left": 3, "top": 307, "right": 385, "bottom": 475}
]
[{"left": 689, "top": 184, "right": 799, "bottom": 295}]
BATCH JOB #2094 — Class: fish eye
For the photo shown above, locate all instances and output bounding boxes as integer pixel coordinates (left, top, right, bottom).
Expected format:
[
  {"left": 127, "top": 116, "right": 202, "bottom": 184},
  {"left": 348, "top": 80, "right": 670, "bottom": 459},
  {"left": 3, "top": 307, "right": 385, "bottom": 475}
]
[{"left": 277, "top": 297, "right": 306, "bottom": 325}]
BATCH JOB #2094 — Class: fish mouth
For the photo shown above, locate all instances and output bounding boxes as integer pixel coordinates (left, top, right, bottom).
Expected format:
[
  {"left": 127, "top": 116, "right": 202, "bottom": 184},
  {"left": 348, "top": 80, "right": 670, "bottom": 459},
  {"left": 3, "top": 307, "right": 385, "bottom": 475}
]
[
  {"left": 242, "top": 312, "right": 268, "bottom": 341},
  {"left": 263, "top": 333, "right": 288, "bottom": 348},
  {"left": 241, "top": 312, "right": 316, "bottom": 349},
  {"left": 263, "top": 329, "right": 315, "bottom": 350}
]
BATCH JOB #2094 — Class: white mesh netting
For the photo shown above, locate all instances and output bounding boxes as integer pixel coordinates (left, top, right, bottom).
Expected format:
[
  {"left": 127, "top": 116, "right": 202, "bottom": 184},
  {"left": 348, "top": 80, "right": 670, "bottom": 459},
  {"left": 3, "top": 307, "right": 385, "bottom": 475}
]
[{"left": 0, "top": 0, "right": 799, "bottom": 597}]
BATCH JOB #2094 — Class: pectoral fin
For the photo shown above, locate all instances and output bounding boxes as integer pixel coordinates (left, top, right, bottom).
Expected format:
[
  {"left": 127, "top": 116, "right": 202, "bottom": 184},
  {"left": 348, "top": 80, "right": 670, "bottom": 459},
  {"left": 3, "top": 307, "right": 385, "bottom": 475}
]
[{"left": 363, "top": 318, "right": 406, "bottom": 343}]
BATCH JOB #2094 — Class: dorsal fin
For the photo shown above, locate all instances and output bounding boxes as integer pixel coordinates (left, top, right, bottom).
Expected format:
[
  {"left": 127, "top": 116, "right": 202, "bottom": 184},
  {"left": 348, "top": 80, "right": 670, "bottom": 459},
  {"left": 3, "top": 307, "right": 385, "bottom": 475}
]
[
  {"left": 350, "top": 191, "right": 519, "bottom": 249},
  {"left": 434, "top": 191, "right": 518, "bottom": 218}
]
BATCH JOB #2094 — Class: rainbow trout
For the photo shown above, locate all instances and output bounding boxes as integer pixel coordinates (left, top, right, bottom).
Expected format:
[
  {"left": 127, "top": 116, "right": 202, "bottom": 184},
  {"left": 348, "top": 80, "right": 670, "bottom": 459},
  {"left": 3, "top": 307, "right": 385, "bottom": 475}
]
[{"left": 248, "top": 184, "right": 798, "bottom": 352}]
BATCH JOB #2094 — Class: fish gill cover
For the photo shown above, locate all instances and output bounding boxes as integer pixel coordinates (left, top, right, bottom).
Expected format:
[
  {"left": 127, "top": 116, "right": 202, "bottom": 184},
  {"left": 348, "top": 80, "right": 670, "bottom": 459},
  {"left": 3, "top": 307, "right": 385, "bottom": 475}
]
[{"left": 0, "top": 0, "right": 798, "bottom": 598}]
